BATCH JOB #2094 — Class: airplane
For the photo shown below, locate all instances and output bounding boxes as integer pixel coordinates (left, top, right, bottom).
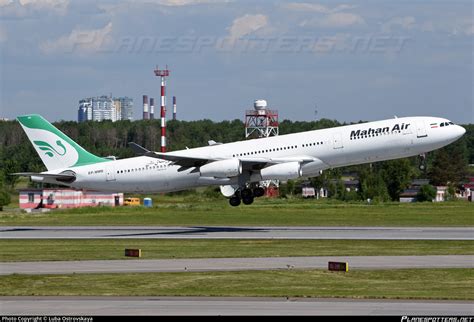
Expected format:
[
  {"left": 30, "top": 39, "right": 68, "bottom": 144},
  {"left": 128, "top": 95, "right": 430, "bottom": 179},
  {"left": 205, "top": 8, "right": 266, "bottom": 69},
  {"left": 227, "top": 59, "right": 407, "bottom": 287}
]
[{"left": 14, "top": 114, "right": 465, "bottom": 206}]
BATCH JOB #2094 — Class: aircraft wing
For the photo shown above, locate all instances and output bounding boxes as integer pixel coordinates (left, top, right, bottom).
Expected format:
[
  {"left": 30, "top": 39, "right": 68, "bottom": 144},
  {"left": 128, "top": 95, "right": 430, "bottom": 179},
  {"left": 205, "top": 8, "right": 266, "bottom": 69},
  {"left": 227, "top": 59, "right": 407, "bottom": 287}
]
[
  {"left": 144, "top": 151, "right": 318, "bottom": 170},
  {"left": 144, "top": 151, "right": 211, "bottom": 168},
  {"left": 129, "top": 142, "right": 215, "bottom": 167},
  {"left": 128, "top": 142, "right": 150, "bottom": 155},
  {"left": 129, "top": 142, "right": 319, "bottom": 170}
]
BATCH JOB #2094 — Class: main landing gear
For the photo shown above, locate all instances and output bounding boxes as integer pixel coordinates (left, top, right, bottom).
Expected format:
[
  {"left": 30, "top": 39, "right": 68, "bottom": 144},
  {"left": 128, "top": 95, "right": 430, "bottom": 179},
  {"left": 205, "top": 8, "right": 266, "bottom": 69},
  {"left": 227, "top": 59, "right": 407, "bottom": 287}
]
[{"left": 229, "top": 187, "right": 265, "bottom": 207}]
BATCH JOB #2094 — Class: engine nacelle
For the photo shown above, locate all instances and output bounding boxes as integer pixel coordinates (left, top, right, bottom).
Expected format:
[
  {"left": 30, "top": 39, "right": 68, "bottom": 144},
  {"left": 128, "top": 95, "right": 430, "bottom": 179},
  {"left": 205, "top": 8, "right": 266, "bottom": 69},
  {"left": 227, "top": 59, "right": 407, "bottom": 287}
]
[
  {"left": 259, "top": 161, "right": 302, "bottom": 180},
  {"left": 200, "top": 159, "right": 242, "bottom": 178}
]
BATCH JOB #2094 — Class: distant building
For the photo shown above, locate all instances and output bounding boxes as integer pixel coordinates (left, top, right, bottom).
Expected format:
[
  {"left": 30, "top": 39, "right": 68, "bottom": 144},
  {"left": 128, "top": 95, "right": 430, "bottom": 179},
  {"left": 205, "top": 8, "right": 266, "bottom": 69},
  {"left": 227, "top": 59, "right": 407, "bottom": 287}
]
[
  {"left": 399, "top": 179, "right": 450, "bottom": 203},
  {"left": 78, "top": 99, "right": 93, "bottom": 122},
  {"left": 460, "top": 177, "right": 474, "bottom": 202},
  {"left": 91, "top": 95, "right": 118, "bottom": 122},
  {"left": 19, "top": 188, "right": 124, "bottom": 211},
  {"left": 329, "top": 178, "right": 360, "bottom": 192},
  {"left": 399, "top": 179, "right": 430, "bottom": 202},
  {"left": 78, "top": 95, "right": 133, "bottom": 122},
  {"left": 114, "top": 96, "right": 134, "bottom": 121}
]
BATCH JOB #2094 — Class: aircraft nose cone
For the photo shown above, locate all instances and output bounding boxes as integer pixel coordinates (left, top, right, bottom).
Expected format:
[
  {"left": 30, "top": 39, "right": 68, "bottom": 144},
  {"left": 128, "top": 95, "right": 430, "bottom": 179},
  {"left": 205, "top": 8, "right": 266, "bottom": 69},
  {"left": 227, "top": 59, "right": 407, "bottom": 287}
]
[{"left": 457, "top": 125, "right": 466, "bottom": 137}]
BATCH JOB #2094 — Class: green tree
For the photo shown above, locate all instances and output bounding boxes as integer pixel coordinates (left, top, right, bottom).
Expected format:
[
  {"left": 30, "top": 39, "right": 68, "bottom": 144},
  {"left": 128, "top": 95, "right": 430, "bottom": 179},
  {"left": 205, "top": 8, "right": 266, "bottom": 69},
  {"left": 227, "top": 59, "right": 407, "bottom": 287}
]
[
  {"left": 0, "top": 170, "right": 11, "bottom": 211},
  {"left": 378, "top": 159, "right": 417, "bottom": 201},
  {"left": 358, "top": 165, "right": 390, "bottom": 202},
  {"left": 0, "top": 189, "right": 10, "bottom": 211},
  {"left": 428, "top": 139, "right": 468, "bottom": 186},
  {"left": 416, "top": 184, "right": 436, "bottom": 202},
  {"left": 0, "top": 159, "right": 20, "bottom": 188}
]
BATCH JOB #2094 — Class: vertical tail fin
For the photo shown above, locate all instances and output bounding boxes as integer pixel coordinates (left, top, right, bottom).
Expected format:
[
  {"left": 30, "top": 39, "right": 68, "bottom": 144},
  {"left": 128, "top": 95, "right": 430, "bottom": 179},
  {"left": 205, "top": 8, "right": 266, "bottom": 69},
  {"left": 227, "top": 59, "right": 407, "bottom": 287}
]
[{"left": 17, "top": 114, "right": 109, "bottom": 171}]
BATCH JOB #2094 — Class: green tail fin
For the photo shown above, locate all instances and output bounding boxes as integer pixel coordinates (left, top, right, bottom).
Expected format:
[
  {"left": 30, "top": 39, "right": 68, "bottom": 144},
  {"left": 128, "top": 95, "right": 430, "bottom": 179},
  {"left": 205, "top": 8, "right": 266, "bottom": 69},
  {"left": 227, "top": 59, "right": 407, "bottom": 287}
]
[{"left": 17, "top": 114, "right": 109, "bottom": 171}]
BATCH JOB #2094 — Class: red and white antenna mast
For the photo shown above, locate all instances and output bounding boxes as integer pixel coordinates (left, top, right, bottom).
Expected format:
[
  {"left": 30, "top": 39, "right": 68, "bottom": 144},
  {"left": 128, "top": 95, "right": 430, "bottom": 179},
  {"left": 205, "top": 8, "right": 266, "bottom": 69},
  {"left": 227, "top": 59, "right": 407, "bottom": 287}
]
[
  {"left": 142, "top": 95, "right": 149, "bottom": 120},
  {"left": 154, "top": 65, "right": 170, "bottom": 152},
  {"left": 172, "top": 96, "right": 177, "bottom": 120}
]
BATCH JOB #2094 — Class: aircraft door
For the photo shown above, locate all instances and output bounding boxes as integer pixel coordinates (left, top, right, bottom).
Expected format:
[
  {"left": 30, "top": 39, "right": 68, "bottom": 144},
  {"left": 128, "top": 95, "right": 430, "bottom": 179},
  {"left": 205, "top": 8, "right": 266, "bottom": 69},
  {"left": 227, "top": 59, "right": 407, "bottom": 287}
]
[
  {"left": 416, "top": 121, "right": 427, "bottom": 138},
  {"left": 333, "top": 133, "right": 343, "bottom": 149},
  {"left": 106, "top": 166, "right": 116, "bottom": 181}
]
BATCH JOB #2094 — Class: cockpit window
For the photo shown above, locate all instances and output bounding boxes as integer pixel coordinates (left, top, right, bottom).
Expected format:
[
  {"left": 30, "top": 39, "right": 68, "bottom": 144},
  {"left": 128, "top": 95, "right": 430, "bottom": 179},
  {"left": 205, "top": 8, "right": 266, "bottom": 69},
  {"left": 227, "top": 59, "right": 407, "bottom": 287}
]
[{"left": 440, "top": 121, "right": 453, "bottom": 127}]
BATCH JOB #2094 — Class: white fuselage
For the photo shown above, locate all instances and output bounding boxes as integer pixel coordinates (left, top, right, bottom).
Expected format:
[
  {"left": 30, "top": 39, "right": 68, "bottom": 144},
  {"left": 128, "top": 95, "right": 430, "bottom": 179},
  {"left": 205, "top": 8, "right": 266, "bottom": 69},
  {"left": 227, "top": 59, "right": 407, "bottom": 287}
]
[{"left": 42, "top": 116, "right": 465, "bottom": 193}]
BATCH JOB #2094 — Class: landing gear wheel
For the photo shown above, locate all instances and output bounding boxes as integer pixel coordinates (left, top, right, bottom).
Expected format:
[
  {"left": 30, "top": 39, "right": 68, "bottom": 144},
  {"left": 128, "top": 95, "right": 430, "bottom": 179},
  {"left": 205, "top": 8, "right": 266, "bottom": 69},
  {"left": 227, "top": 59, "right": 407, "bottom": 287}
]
[
  {"left": 241, "top": 188, "right": 253, "bottom": 199},
  {"left": 229, "top": 196, "right": 241, "bottom": 207},
  {"left": 253, "top": 187, "right": 265, "bottom": 198},
  {"left": 242, "top": 195, "right": 254, "bottom": 205}
]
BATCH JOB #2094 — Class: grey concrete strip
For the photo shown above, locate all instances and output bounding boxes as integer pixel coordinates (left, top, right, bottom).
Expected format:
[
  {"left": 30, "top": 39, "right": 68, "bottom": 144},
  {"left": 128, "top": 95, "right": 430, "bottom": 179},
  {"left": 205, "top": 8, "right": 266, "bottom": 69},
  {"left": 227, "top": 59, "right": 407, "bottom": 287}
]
[
  {"left": 1, "top": 255, "right": 473, "bottom": 275},
  {"left": 1, "top": 297, "right": 473, "bottom": 315},
  {"left": 1, "top": 226, "right": 473, "bottom": 240}
]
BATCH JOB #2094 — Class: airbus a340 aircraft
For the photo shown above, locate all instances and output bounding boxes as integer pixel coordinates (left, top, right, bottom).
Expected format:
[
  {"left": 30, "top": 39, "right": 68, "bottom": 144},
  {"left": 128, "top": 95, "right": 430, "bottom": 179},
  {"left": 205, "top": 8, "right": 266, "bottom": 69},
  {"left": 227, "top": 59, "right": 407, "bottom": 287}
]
[{"left": 15, "top": 114, "right": 465, "bottom": 206}]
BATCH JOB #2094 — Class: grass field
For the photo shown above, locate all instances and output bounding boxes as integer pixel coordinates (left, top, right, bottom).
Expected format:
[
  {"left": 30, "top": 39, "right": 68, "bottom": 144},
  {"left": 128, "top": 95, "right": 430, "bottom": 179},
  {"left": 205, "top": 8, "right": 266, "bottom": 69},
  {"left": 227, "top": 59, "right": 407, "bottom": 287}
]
[
  {"left": 1, "top": 239, "right": 472, "bottom": 262},
  {"left": 0, "top": 268, "right": 471, "bottom": 300},
  {"left": 0, "top": 198, "right": 473, "bottom": 226}
]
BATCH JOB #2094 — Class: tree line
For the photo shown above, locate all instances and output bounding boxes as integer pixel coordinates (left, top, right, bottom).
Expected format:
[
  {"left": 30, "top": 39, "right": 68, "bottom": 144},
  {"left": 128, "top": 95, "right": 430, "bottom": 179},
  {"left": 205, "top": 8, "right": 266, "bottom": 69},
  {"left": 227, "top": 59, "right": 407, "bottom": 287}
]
[{"left": 0, "top": 118, "right": 472, "bottom": 204}]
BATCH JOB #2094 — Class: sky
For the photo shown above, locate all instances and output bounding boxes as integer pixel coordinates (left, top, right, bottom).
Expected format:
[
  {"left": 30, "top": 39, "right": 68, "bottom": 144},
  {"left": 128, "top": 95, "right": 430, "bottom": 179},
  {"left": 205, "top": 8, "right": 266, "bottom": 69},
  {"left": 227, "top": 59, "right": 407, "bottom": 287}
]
[{"left": 0, "top": 0, "right": 473, "bottom": 124}]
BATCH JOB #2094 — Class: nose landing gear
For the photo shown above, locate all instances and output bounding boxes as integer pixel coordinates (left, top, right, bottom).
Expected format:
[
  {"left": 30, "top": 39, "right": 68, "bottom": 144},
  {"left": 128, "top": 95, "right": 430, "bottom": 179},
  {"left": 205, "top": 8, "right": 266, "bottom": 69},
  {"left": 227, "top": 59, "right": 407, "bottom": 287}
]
[{"left": 419, "top": 153, "right": 427, "bottom": 171}]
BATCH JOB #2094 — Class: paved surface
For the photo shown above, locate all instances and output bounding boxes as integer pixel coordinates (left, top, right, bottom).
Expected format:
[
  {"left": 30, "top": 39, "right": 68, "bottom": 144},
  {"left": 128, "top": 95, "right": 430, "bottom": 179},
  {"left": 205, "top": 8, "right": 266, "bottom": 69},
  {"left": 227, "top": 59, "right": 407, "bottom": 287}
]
[
  {"left": 1, "top": 297, "right": 473, "bottom": 315},
  {"left": 1, "top": 226, "right": 473, "bottom": 240},
  {"left": 1, "top": 255, "right": 473, "bottom": 275}
]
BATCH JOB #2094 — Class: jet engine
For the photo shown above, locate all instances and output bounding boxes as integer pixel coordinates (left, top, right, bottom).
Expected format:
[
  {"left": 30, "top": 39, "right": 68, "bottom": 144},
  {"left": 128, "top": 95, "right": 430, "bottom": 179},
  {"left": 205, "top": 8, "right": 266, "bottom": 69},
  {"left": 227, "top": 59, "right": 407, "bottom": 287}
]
[
  {"left": 200, "top": 159, "right": 242, "bottom": 178},
  {"left": 259, "top": 161, "right": 302, "bottom": 180}
]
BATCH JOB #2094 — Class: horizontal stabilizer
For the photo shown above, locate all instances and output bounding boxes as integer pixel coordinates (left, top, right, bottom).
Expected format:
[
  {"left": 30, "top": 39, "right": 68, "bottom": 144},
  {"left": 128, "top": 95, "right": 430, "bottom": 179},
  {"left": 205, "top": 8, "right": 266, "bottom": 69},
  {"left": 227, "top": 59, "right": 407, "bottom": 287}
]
[{"left": 12, "top": 172, "right": 76, "bottom": 183}]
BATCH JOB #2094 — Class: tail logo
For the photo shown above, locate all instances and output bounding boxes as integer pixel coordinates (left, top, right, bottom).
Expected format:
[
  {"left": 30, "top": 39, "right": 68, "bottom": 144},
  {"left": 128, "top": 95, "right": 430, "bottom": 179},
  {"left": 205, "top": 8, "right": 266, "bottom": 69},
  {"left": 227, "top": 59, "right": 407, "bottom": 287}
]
[{"left": 34, "top": 140, "right": 67, "bottom": 158}]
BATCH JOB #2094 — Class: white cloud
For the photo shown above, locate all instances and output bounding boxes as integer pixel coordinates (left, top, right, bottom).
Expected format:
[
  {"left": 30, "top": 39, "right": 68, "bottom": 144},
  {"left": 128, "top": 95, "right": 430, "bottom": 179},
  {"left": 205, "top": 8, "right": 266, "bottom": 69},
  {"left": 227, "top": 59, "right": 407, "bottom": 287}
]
[
  {"left": 319, "top": 12, "right": 365, "bottom": 28},
  {"left": 40, "top": 22, "right": 113, "bottom": 54},
  {"left": 0, "top": 26, "right": 7, "bottom": 42},
  {"left": 453, "top": 18, "right": 474, "bottom": 36},
  {"left": 381, "top": 16, "right": 416, "bottom": 33},
  {"left": 286, "top": 3, "right": 364, "bottom": 29},
  {"left": 18, "top": 0, "right": 68, "bottom": 7},
  {"left": 282, "top": 2, "right": 356, "bottom": 14},
  {"left": 156, "top": 0, "right": 231, "bottom": 5},
  {"left": 0, "top": 0, "right": 69, "bottom": 16},
  {"left": 227, "top": 14, "right": 269, "bottom": 42},
  {"left": 0, "top": 0, "right": 13, "bottom": 6},
  {"left": 381, "top": 16, "right": 472, "bottom": 37},
  {"left": 465, "top": 24, "right": 474, "bottom": 36},
  {"left": 301, "top": 12, "right": 365, "bottom": 28}
]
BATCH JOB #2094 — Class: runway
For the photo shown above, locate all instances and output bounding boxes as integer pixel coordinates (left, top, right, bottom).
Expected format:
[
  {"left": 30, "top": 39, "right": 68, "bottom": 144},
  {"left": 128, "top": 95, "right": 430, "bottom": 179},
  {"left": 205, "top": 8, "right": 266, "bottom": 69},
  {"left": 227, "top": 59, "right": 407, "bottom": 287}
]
[
  {"left": 1, "top": 226, "right": 473, "bottom": 240},
  {"left": 1, "top": 296, "right": 473, "bottom": 315},
  {"left": 1, "top": 255, "right": 472, "bottom": 275}
]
